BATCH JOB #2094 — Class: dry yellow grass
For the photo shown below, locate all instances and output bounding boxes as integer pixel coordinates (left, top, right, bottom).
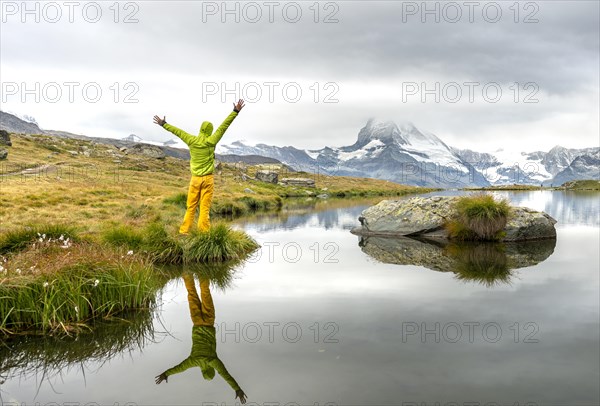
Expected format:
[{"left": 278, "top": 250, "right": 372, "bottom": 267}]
[{"left": 1, "top": 133, "right": 432, "bottom": 235}]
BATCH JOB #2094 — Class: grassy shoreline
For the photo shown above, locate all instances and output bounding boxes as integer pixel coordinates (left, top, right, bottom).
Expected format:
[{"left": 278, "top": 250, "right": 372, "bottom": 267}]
[
  {"left": 1, "top": 132, "right": 433, "bottom": 337},
  {"left": 464, "top": 179, "right": 600, "bottom": 191}
]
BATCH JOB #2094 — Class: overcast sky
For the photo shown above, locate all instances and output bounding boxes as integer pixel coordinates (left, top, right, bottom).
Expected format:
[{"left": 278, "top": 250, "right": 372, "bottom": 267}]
[{"left": 1, "top": 0, "right": 598, "bottom": 153}]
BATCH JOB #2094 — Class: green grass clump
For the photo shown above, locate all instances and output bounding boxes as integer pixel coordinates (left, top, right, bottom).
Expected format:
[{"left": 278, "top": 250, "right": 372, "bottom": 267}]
[
  {"left": 181, "top": 223, "right": 259, "bottom": 263},
  {"left": 446, "top": 194, "right": 511, "bottom": 241},
  {"left": 0, "top": 224, "right": 79, "bottom": 255},
  {"left": 102, "top": 225, "right": 144, "bottom": 249},
  {"left": 0, "top": 242, "right": 162, "bottom": 335},
  {"left": 141, "top": 220, "right": 185, "bottom": 264},
  {"left": 163, "top": 192, "right": 187, "bottom": 209},
  {"left": 101, "top": 220, "right": 259, "bottom": 264}
]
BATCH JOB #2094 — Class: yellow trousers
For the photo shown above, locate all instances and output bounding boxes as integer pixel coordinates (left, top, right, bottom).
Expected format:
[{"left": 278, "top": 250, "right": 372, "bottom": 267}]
[
  {"left": 180, "top": 174, "right": 214, "bottom": 234},
  {"left": 183, "top": 274, "right": 215, "bottom": 327}
]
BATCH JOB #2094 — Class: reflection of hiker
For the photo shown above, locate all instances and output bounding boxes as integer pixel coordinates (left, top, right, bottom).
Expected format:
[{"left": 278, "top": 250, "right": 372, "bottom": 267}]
[
  {"left": 153, "top": 99, "right": 245, "bottom": 234},
  {"left": 155, "top": 274, "right": 247, "bottom": 404}
]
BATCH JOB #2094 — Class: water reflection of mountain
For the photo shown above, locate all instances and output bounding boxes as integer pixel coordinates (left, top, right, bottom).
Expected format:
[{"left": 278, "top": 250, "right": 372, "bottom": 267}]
[
  {"left": 503, "top": 191, "right": 600, "bottom": 226},
  {"left": 236, "top": 198, "right": 380, "bottom": 232},
  {"left": 357, "top": 236, "right": 556, "bottom": 286}
]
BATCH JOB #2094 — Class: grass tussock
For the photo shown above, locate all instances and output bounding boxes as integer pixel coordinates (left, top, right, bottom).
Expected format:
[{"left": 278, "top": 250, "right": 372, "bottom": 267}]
[
  {"left": 446, "top": 194, "right": 511, "bottom": 241},
  {"left": 102, "top": 224, "right": 145, "bottom": 249},
  {"left": 101, "top": 221, "right": 259, "bottom": 264},
  {"left": 0, "top": 238, "right": 161, "bottom": 336},
  {"left": 0, "top": 224, "right": 79, "bottom": 255}
]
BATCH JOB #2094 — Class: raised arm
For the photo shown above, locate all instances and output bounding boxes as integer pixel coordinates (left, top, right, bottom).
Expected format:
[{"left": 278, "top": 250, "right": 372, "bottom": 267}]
[
  {"left": 157, "top": 357, "right": 195, "bottom": 383},
  {"left": 210, "top": 358, "right": 243, "bottom": 393},
  {"left": 206, "top": 99, "right": 245, "bottom": 147},
  {"left": 153, "top": 115, "right": 196, "bottom": 146}
]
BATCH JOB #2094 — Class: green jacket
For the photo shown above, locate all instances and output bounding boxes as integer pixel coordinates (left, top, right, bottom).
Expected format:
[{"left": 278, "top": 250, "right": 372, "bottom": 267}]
[
  {"left": 164, "top": 325, "right": 241, "bottom": 391},
  {"left": 163, "top": 111, "right": 238, "bottom": 177}
]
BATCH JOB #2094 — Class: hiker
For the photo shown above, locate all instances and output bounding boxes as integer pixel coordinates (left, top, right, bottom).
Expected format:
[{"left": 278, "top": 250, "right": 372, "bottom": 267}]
[
  {"left": 155, "top": 274, "right": 247, "bottom": 404},
  {"left": 153, "top": 99, "right": 245, "bottom": 234}
]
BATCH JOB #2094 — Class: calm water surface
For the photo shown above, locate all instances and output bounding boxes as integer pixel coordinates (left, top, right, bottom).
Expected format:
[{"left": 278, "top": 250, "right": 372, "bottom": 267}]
[{"left": 1, "top": 191, "right": 599, "bottom": 405}]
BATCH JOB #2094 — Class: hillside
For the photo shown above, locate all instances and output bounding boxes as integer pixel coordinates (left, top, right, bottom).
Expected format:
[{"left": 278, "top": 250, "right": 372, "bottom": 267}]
[{"left": 0, "top": 132, "right": 432, "bottom": 233}]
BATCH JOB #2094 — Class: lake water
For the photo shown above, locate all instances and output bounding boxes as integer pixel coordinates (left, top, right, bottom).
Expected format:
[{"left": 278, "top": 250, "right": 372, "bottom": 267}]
[{"left": 1, "top": 191, "right": 599, "bottom": 405}]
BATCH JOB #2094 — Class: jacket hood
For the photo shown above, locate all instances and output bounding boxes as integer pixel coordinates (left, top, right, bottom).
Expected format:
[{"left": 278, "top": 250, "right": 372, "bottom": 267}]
[
  {"left": 199, "top": 121, "right": 213, "bottom": 136},
  {"left": 201, "top": 366, "right": 215, "bottom": 380}
]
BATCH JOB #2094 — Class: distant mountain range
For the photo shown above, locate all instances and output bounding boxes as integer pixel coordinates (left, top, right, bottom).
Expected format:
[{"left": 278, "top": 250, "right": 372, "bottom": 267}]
[
  {"left": 218, "top": 119, "right": 599, "bottom": 187},
  {"left": 0, "top": 111, "right": 286, "bottom": 167},
  {"left": 2, "top": 111, "right": 597, "bottom": 187}
]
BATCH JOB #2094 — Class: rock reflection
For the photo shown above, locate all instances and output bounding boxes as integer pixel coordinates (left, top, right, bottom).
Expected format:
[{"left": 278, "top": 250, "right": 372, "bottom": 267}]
[
  {"left": 357, "top": 236, "right": 556, "bottom": 286},
  {"left": 155, "top": 264, "right": 247, "bottom": 404}
]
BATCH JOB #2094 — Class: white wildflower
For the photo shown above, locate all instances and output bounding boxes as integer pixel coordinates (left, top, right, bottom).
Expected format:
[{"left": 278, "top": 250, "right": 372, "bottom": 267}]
[
  {"left": 38, "top": 238, "right": 43, "bottom": 243},
  {"left": 43, "top": 282, "right": 49, "bottom": 287},
  {"left": 0, "top": 265, "right": 4, "bottom": 272},
  {"left": 74, "top": 305, "right": 79, "bottom": 315},
  {"left": 16, "top": 269, "right": 21, "bottom": 274},
  {"left": 93, "top": 279, "right": 99, "bottom": 287},
  {"left": 37, "top": 233, "right": 41, "bottom": 237},
  {"left": 59, "top": 235, "right": 64, "bottom": 241},
  {"left": 127, "top": 250, "right": 134, "bottom": 256}
]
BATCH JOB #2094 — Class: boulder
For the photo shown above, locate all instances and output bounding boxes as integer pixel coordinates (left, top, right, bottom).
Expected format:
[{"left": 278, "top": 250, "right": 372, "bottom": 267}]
[
  {"left": 351, "top": 196, "right": 557, "bottom": 242},
  {"left": 355, "top": 196, "right": 453, "bottom": 236},
  {"left": 244, "top": 187, "right": 255, "bottom": 194},
  {"left": 0, "top": 130, "right": 11, "bottom": 146},
  {"left": 317, "top": 193, "right": 329, "bottom": 199},
  {"left": 0, "top": 148, "right": 7, "bottom": 160},
  {"left": 256, "top": 170, "right": 278, "bottom": 184},
  {"left": 126, "top": 144, "right": 166, "bottom": 159},
  {"left": 279, "top": 177, "right": 315, "bottom": 187}
]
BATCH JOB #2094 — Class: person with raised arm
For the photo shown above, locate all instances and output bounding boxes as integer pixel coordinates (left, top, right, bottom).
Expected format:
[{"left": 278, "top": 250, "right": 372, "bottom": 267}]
[{"left": 153, "top": 99, "right": 245, "bottom": 234}]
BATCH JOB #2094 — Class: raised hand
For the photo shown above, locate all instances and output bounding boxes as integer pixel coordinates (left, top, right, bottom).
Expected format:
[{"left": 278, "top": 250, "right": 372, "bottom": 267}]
[
  {"left": 233, "top": 99, "right": 245, "bottom": 113},
  {"left": 153, "top": 115, "right": 167, "bottom": 126},
  {"left": 155, "top": 372, "right": 168, "bottom": 384},
  {"left": 235, "top": 389, "right": 247, "bottom": 404}
]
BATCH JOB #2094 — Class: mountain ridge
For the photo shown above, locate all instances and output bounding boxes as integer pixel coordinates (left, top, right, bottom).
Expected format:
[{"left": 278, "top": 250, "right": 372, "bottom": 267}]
[{"left": 2, "top": 111, "right": 597, "bottom": 187}]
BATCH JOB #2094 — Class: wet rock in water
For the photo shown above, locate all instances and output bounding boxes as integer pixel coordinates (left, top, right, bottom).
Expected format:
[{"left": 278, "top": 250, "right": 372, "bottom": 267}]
[
  {"left": 355, "top": 196, "right": 454, "bottom": 236},
  {"left": 316, "top": 193, "right": 329, "bottom": 199},
  {"left": 351, "top": 196, "right": 557, "bottom": 242},
  {"left": 503, "top": 207, "right": 557, "bottom": 241},
  {"left": 255, "top": 170, "right": 278, "bottom": 184}
]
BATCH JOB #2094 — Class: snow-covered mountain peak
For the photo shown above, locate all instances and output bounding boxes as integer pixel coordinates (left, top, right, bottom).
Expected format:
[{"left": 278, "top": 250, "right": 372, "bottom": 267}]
[{"left": 357, "top": 119, "right": 405, "bottom": 145}]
